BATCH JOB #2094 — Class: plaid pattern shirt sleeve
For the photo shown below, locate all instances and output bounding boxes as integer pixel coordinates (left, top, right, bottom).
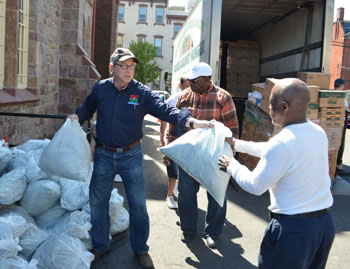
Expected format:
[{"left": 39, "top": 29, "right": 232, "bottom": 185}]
[{"left": 167, "top": 85, "right": 239, "bottom": 143}]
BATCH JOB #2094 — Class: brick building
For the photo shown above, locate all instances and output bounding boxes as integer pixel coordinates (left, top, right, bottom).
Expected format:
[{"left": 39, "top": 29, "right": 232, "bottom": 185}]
[
  {"left": 330, "top": 7, "right": 350, "bottom": 89},
  {"left": 0, "top": 0, "right": 117, "bottom": 145},
  {"left": 117, "top": 0, "right": 188, "bottom": 92}
]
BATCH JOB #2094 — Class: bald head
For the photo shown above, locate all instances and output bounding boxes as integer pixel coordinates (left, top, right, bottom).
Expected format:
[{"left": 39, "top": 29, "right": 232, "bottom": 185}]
[
  {"left": 272, "top": 78, "right": 310, "bottom": 107},
  {"left": 269, "top": 78, "right": 310, "bottom": 127}
]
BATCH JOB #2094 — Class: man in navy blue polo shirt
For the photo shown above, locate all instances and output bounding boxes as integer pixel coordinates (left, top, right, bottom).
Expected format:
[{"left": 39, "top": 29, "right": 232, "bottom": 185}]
[{"left": 70, "top": 48, "right": 210, "bottom": 269}]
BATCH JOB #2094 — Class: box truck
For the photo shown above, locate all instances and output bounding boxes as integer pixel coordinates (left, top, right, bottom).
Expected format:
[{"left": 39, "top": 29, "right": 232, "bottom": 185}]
[{"left": 171, "top": 0, "right": 334, "bottom": 97}]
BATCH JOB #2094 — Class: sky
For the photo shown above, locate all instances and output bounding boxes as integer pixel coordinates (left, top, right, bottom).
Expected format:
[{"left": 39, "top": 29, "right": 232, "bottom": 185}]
[
  {"left": 334, "top": 0, "right": 350, "bottom": 21},
  {"left": 169, "top": 0, "right": 350, "bottom": 21}
]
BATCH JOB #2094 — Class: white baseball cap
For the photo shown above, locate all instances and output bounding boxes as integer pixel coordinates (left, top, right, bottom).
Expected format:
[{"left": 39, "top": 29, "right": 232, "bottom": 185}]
[{"left": 187, "top": 62, "right": 212, "bottom": 80}]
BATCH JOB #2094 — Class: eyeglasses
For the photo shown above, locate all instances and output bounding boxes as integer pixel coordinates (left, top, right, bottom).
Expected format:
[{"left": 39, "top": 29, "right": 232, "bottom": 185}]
[{"left": 114, "top": 63, "right": 136, "bottom": 71}]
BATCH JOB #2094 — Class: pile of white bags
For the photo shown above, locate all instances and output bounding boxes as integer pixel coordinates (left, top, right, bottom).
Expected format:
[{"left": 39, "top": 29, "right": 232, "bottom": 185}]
[
  {"left": 0, "top": 120, "right": 129, "bottom": 268},
  {"left": 159, "top": 120, "right": 233, "bottom": 207}
]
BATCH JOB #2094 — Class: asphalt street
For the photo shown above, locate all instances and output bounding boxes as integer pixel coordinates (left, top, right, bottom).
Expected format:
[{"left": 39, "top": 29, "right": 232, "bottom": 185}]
[{"left": 91, "top": 115, "right": 350, "bottom": 269}]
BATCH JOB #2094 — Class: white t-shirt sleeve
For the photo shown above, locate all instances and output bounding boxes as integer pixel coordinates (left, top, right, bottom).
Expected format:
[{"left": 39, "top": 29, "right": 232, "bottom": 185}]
[
  {"left": 228, "top": 138, "right": 289, "bottom": 195},
  {"left": 235, "top": 140, "right": 269, "bottom": 158}
]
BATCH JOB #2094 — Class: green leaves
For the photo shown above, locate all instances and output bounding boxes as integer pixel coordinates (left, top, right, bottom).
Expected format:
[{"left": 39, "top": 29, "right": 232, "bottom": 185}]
[{"left": 129, "top": 41, "right": 160, "bottom": 84}]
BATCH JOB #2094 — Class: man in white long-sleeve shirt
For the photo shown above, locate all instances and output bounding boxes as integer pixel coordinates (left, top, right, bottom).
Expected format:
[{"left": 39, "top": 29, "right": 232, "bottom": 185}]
[{"left": 218, "top": 78, "right": 335, "bottom": 269}]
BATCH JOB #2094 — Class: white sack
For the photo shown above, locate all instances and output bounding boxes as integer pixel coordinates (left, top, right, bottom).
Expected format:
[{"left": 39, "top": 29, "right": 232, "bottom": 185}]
[
  {"left": 19, "top": 180, "right": 60, "bottom": 217},
  {"left": 39, "top": 119, "right": 91, "bottom": 181},
  {"left": 0, "top": 214, "right": 28, "bottom": 238},
  {"left": 35, "top": 204, "right": 67, "bottom": 229},
  {"left": 19, "top": 223, "right": 48, "bottom": 260},
  {"left": 0, "top": 256, "right": 38, "bottom": 269},
  {"left": 0, "top": 147, "right": 12, "bottom": 174},
  {"left": 110, "top": 207, "right": 129, "bottom": 235},
  {"left": 32, "top": 234, "right": 94, "bottom": 269},
  {"left": 14, "top": 139, "right": 50, "bottom": 152},
  {"left": 8, "top": 149, "right": 46, "bottom": 183},
  {"left": 0, "top": 205, "right": 35, "bottom": 225},
  {"left": 49, "top": 210, "right": 91, "bottom": 240},
  {"left": 109, "top": 188, "right": 124, "bottom": 221},
  {"left": 59, "top": 178, "right": 89, "bottom": 211},
  {"left": 159, "top": 121, "right": 233, "bottom": 207},
  {"left": 0, "top": 169, "right": 27, "bottom": 205},
  {"left": 0, "top": 222, "right": 22, "bottom": 259}
]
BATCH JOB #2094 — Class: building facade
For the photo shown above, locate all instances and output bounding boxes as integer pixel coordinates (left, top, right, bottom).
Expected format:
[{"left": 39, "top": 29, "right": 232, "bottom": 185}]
[
  {"left": 117, "top": 0, "right": 188, "bottom": 92},
  {"left": 330, "top": 7, "right": 350, "bottom": 89},
  {"left": 0, "top": 0, "right": 118, "bottom": 145}
]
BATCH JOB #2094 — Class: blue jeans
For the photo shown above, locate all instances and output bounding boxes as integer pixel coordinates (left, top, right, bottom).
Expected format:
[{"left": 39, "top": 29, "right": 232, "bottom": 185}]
[
  {"left": 258, "top": 212, "right": 335, "bottom": 268},
  {"left": 90, "top": 144, "right": 149, "bottom": 254},
  {"left": 178, "top": 167, "right": 227, "bottom": 239}
]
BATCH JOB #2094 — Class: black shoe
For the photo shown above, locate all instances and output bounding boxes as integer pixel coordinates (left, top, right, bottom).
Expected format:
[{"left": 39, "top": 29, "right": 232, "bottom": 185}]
[
  {"left": 91, "top": 249, "right": 111, "bottom": 261},
  {"left": 181, "top": 232, "right": 195, "bottom": 243},
  {"left": 135, "top": 253, "right": 154, "bottom": 269},
  {"left": 205, "top": 236, "right": 218, "bottom": 249}
]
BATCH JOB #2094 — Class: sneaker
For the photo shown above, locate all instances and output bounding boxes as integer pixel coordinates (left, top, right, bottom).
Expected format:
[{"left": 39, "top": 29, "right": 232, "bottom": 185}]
[
  {"left": 181, "top": 232, "right": 195, "bottom": 243},
  {"left": 166, "top": 196, "right": 178, "bottom": 209},
  {"left": 135, "top": 253, "right": 154, "bottom": 269},
  {"left": 91, "top": 249, "right": 111, "bottom": 261},
  {"left": 205, "top": 236, "right": 218, "bottom": 249}
]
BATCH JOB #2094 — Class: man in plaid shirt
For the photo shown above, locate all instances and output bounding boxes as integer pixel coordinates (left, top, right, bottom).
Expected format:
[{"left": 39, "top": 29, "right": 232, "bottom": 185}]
[{"left": 167, "top": 62, "right": 239, "bottom": 248}]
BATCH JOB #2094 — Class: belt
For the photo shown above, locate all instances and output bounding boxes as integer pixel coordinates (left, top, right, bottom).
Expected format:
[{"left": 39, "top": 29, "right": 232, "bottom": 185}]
[
  {"left": 96, "top": 139, "right": 141, "bottom": 153},
  {"left": 269, "top": 208, "right": 329, "bottom": 219}
]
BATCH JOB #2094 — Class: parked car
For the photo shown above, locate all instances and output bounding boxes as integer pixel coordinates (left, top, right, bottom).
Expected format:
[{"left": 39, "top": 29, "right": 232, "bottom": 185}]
[{"left": 153, "top": 90, "right": 170, "bottom": 101}]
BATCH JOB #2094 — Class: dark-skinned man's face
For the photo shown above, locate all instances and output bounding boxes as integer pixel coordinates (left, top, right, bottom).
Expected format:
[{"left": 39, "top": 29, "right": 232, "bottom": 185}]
[{"left": 189, "top": 76, "right": 210, "bottom": 93}]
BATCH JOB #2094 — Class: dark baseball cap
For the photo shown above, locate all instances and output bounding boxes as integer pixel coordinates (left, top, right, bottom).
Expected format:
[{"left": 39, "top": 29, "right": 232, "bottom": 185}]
[
  {"left": 110, "top": 48, "right": 140, "bottom": 65},
  {"left": 334, "top": 78, "right": 345, "bottom": 87}
]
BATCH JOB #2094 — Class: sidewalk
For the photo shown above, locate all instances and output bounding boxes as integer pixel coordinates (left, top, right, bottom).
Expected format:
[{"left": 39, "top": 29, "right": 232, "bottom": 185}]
[{"left": 91, "top": 115, "right": 350, "bottom": 269}]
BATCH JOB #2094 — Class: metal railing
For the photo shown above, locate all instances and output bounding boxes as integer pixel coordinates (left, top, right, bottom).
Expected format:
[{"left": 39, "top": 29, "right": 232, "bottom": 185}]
[{"left": 0, "top": 111, "right": 91, "bottom": 145}]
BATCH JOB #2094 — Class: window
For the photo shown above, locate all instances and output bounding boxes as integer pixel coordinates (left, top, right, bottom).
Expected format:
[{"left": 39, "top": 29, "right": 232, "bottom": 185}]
[
  {"left": 17, "top": 0, "right": 29, "bottom": 89},
  {"left": 118, "top": 5, "right": 124, "bottom": 22},
  {"left": 156, "top": 7, "right": 163, "bottom": 24},
  {"left": 0, "top": 0, "right": 6, "bottom": 89},
  {"left": 117, "top": 34, "right": 123, "bottom": 48},
  {"left": 139, "top": 6, "right": 147, "bottom": 23},
  {"left": 137, "top": 35, "right": 146, "bottom": 43},
  {"left": 154, "top": 37, "right": 162, "bottom": 56},
  {"left": 174, "top": 24, "right": 182, "bottom": 38}
]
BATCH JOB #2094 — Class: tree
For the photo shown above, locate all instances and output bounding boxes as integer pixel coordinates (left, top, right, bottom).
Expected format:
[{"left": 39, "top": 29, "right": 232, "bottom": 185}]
[{"left": 129, "top": 41, "right": 160, "bottom": 85}]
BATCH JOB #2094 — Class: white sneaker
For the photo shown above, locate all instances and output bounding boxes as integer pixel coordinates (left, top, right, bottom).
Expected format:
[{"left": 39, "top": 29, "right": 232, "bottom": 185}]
[{"left": 166, "top": 196, "right": 178, "bottom": 209}]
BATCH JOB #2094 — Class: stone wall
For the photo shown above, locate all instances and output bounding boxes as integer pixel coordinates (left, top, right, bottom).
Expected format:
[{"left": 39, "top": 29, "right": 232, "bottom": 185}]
[
  {"left": 0, "top": 0, "right": 62, "bottom": 145},
  {"left": 0, "top": 0, "right": 99, "bottom": 145}
]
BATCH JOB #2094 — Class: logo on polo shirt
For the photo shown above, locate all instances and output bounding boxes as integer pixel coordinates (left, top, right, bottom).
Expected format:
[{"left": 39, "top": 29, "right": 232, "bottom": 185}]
[{"left": 128, "top": 95, "right": 139, "bottom": 106}]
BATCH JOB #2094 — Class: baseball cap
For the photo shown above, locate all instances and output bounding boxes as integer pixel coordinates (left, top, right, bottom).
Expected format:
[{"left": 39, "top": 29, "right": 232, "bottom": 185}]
[
  {"left": 110, "top": 48, "right": 140, "bottom": 65},
  {"left": 187, "top": 62, "right": 212, "bottom": 80},
  {"left": 334, "top": 78, "right": 345, "bottom": 87}
]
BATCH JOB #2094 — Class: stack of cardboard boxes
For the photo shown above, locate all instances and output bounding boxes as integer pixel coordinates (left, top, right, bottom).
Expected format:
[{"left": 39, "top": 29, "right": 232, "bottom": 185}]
[
  {"left": 225, "top": 40, "right": 259, "bottom": 98},
  {"left": 239, "top": 72, "right": 345, "bottom": 181},
  {"left": 298, "top": 72, "right": 345, "bottom": 180}
]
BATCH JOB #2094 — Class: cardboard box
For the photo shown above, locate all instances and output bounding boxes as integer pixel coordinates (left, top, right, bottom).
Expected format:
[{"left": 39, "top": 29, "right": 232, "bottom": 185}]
[
  {"left": 259, "top": 78, "right": 279, "bottom": 114},
  {"left": 306, "top": 103, "right": 319, "bottom": 120},
  {"left": 252, "top": 83, "right": 265, "bottom": 93},
  {"left": 308, "top": 86, "right": 319, "bottom": 103},
  {"left": 319, "top": 107, "right": 345, "bottom": 119},
  {"left": 328, "top": 148, "right": 339, "bottom": 180},
  {"left": 297, "top": 72, "right": 331, "bottom": 89},
  {"left": 318, "top": 90, "right": 345, "bottom": 107}
]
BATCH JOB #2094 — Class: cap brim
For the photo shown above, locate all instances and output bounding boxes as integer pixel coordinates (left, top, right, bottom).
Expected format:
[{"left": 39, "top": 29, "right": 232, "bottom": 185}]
[
  {"left": 118, "top": 55, "right": 140, "bottom": 64},
  {"left": 186, "top": 71, "right": 199, "bottom": 80}
]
